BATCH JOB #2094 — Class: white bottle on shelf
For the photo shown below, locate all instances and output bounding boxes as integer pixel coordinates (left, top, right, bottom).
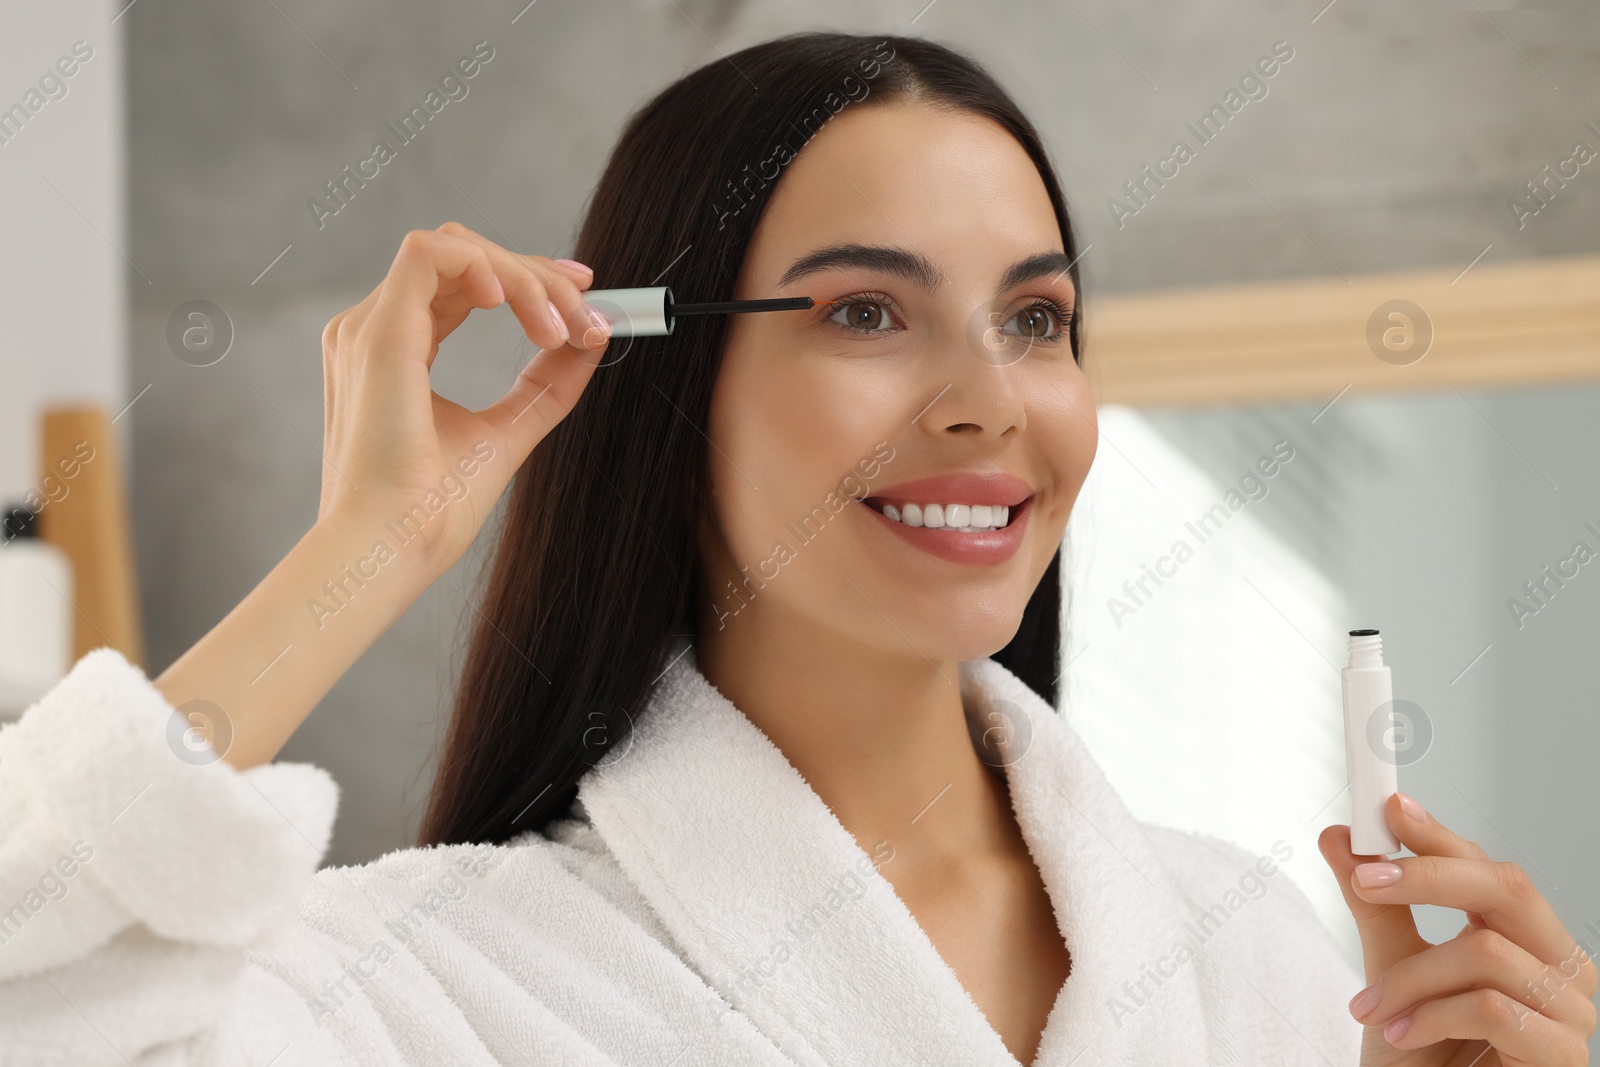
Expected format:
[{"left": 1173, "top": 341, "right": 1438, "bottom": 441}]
[{"left": 0, "top": 504, "right": 75, "bottom": 722}]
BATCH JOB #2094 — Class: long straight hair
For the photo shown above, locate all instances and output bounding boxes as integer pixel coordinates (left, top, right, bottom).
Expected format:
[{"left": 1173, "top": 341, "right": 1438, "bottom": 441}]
[{"left": 419, "top": 32, "right": 1085, "bottom": 846}]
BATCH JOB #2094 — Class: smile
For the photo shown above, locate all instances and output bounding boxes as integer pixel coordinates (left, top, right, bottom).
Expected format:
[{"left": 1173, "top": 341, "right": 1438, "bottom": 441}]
[
  {"left": 867, "top": 500, "right": 1012, "bottom": 531},
  {"left": 859, "top": 494, "right": 1033, "bottom": 566}
]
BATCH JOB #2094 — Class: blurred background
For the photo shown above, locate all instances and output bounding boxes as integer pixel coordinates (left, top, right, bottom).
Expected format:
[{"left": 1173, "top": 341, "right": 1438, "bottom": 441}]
[{"left": 3, "top": 0, "right": 1597, "bottom": 1038}]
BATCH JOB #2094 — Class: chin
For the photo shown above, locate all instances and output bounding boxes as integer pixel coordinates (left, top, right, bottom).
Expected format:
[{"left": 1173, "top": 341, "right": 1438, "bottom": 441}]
[{"left": 913, "top": 616, "right": 1028, "bottom": 664}]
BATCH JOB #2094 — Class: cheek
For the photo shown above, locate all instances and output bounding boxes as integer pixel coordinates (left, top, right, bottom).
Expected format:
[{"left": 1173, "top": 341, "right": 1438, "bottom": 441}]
[
  {"left": 706, "top": 359, "right": 900, "bottom": 553},
  {"left": 1030, "top": 365, "right": 1098, "bottom": 520}
]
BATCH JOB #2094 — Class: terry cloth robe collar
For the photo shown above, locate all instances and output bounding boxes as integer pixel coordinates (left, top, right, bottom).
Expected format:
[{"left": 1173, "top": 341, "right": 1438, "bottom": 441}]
[{"left": 578, "top": 637, "right": 1338, "bottom": 1066}]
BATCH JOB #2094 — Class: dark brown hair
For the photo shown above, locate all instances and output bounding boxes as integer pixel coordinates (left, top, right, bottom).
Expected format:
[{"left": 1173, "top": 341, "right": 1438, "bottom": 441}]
[{"left": 419, "top": 31, "right": 1084, "bottom": 846}]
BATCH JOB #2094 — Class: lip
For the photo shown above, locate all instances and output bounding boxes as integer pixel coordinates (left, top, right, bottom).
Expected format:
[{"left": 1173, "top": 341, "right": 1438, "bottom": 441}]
[
  {"left": 858, "top": 490, "right": 1034, "bottom": 567},
  {"left": 865, "top": 471, "right": 1033, "bottom": 509}
]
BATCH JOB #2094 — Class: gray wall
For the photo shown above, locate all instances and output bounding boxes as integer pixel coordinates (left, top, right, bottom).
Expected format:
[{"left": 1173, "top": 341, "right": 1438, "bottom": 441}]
[
  {"left": 0, "top": 6, "right": 124, "bottom": 563},
  {"left": 123, "top": 0, "right": 1598, "bottom": 962}
]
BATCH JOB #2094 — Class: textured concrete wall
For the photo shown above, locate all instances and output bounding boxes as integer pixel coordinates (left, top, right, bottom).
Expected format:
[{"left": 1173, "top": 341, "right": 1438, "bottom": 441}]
[{"left": 124, "top": 0, "right": 1598, "bottom": 902}]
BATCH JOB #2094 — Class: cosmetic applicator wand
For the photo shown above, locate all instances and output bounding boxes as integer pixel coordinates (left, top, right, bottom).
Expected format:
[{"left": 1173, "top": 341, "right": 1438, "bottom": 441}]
[{"left": 578, "top": 286, "right": 814, "bottom": 338}]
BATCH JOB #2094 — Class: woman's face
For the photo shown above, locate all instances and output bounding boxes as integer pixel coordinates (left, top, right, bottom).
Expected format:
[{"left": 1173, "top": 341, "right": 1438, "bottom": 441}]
[{"left": 697, "top": 100, "right": 1098, "bottom": 663}]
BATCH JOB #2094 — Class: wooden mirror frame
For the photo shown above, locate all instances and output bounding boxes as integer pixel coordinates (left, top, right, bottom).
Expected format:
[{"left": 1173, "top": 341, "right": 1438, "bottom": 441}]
[{"left": 1083, "top": 254, "right": 1600, "bottom": 408}]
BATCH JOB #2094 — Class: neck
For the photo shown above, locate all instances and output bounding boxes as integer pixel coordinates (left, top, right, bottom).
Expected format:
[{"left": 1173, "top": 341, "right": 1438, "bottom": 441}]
[{"left": 693, "top": 602, "right": 1022, "bottom": 870}]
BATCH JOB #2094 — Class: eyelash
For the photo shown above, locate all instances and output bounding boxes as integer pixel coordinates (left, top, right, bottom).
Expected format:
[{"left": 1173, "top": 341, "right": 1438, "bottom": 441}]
[{"left": 821, "top": 290, "right": 1075, "bottom": 344}]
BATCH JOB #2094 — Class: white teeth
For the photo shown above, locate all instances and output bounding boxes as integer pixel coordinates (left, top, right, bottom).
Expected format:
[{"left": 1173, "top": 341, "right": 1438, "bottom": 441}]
[{"left": 871, "top": 500, "right": 1015, "bottom": 531}]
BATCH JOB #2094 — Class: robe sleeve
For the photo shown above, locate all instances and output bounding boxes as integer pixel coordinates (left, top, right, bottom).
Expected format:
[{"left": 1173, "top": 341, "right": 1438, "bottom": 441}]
[{"left": 0, "top": 645, "right": 353, "bottom": 1065}]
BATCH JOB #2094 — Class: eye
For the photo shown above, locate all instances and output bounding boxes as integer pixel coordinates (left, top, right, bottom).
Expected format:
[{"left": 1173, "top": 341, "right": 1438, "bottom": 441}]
[
  {"left": 823, "top": 291, "right": 903, "bottom": 335},
  {"left": 1004, "top": 299, "right": 1073, "bottom": 344}
]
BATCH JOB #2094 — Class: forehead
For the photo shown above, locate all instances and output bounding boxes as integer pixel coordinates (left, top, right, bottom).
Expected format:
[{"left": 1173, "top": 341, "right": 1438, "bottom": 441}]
[{"left": 739, "top": 100, "right": 1064, "bottom": 290}]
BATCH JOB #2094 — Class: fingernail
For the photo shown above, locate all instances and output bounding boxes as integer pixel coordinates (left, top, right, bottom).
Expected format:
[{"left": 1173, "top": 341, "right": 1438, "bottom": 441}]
[
  {"left": 1384, "top": 1013, "right": 1410, "bottom": 1044},
  {"left": 1397, "top": 792, "right": 1427, "bottom": 823},
  {"left": 582, "top": 302, "right": 611, "bottom": 338},
  {"left": 491, "top": 276, "right": 506, "bottom": 304},
  {"left": 547, "top": 300, "right": 569, "bottom": 343},
  {"left": 1354, "top": 862, "right": 1403, "bottom": 888},
  {"left": 556, "top": 258, "right": 593, "bottom": 274},
  {"left": 1348, "top": 983, "right": 1380, "bottom": 1020}
]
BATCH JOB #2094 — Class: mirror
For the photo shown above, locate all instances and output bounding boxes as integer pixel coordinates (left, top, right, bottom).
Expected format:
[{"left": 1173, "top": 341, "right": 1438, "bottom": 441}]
[{"left": 1050, "top": 230, "right": 1600, "bottom": 957}]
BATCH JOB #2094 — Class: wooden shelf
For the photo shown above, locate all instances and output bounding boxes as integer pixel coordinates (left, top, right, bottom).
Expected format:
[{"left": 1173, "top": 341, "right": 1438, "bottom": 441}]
[{"left": 39, "top": 405, "right": 145, "bottom": 669}]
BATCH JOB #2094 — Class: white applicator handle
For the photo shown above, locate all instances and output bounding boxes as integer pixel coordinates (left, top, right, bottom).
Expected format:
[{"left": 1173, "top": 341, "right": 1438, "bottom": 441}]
[
  {"left": 582, "top": 286, "right": 675, "bottom": 338},
  {"left": 1342, "top": 629, "right": 1401, "bottom": 855}
]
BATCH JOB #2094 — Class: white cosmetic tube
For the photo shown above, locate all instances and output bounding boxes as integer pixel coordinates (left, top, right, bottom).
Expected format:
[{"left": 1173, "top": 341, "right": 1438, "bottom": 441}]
[
  {"left": 1342, "top": 629, "right": 1401, "bottom": 855},
  {"left": 581, "top": 286, "right": 674, "bottom": 338}
]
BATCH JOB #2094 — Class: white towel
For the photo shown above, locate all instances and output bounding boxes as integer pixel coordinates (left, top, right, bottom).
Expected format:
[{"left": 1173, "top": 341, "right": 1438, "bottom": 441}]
[{"left": 0, "top": 638, "right": 1363, "bottom": 1065}]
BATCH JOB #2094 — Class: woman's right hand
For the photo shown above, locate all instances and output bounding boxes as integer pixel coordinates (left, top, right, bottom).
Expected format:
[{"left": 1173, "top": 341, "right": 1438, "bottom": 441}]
[
  {"left": 152, "top": 222, "right": 612, "bottom": 771},
  {"left": 316, "top": 221, "right": 612, "bottom": 579}
]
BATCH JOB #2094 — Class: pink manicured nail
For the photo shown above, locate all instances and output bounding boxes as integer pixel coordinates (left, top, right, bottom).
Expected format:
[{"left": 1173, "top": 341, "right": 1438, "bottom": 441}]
[
  {"left": 1384, "top": 1014, "right": 1411, "bottom": 1044},
  {"left": 582, "top": 302, "right": 611, "bottom": 336},
  {"left": 1348, "top": 983, "right": 1380, "bottom": 1020},
  {"left": 1354, "top": 862, "right": 1403, "bottom": 888},
  {"left": 1397, "top": 792, "right": 1427, "bottom": 823},
  {"left": 555, "top": 258, "right": 593, "bottom": 274},
  {"left": 580, "top": 301, "right": 610, "bottom": 348},
  {"left": 547, "top": 300, "right": 569, "bottom": 343}
]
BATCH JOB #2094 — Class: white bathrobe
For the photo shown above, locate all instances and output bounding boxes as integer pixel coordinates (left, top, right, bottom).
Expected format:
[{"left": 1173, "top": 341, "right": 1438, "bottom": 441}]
[{"left": 0, "top": 637, "right": 1365, "bottom": 1066}]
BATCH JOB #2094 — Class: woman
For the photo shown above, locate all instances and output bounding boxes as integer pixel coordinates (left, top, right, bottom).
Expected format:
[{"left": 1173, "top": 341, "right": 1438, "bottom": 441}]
[{"left": 1, "top": 30, "right": 1593, "bottom": 1067}]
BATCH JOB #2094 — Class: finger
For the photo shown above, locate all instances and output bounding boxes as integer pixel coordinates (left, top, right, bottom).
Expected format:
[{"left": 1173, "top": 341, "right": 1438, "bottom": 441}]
[
  {"left": 1348, "top": 926, "right": 1598, "bottom": 1033},
  {"left": 1349, "top": 851, "right": 1582, "bottom": 968},
  {"left": 433, "top": 222, "right": 609, "bottom": 350},
  {"left": 475, "top": 336, "right": 608, "bottom": 466},
  {"left": 427, "top": 271, "right": 509, "bottom": 351},
  {"left": 1381, "top": 986, "right": 1585, "bottom": 1065},
  {"left": 553, "top": 257, "right": 596, "bottom": 286},
  {"left": 1319, "top": 823, "right": 1428, "bottom": 979},
  {"left": 1384, "top": 793, "right": 1491, "bottom": 946},
  {"left": 369, "top": 229, "right": 507, "bottom": 360},
  {"left": 527, "top": 255, "right": 609, "bottom": 350},
  {"left": 1379, "top": 792, "right": 1594, "bottom": 993},
  {"left": 1383, "top": 791, "right": 1488, "bottom": 861},
  {"left": 430, "top": 221, "right": 575, "bottom": 350}
]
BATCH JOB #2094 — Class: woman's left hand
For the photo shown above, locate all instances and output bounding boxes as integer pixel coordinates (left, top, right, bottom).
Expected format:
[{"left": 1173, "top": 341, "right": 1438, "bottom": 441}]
[{"left": 1319, "top": 793, "right": 1598, "bottom": 1066}]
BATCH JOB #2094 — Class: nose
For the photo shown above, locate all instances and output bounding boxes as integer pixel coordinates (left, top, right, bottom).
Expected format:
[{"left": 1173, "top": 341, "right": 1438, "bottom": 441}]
[{"left": 914, "top": 338, "right": 1028, "bottom": 443}]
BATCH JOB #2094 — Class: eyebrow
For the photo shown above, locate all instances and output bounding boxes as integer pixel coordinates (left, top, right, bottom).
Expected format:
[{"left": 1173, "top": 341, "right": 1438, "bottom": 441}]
[{"left": 775, "top": 243, "right": 1077, "bottom": 297}]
